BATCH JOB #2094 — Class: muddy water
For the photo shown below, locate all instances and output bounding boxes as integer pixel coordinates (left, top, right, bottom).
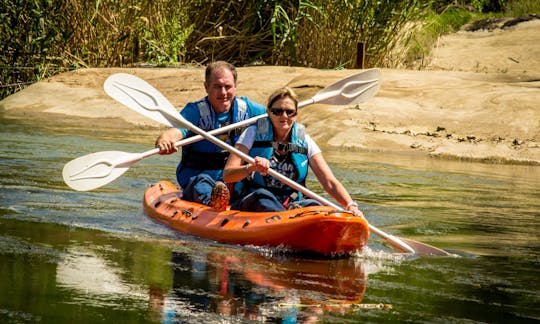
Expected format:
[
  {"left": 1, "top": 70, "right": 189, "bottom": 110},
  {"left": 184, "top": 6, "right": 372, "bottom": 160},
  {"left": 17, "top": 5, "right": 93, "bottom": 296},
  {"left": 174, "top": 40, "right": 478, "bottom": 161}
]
[{"left": 1, "top": 116, "right": 538, "bottom": 323}]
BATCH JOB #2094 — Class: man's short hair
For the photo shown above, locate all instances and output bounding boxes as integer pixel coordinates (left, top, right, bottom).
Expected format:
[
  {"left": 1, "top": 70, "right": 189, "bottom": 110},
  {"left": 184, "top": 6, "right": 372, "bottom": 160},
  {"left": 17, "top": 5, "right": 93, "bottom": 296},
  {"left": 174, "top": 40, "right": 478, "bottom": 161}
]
[{"left": 205, "top": 61, "right": 237, "bottom": 84}]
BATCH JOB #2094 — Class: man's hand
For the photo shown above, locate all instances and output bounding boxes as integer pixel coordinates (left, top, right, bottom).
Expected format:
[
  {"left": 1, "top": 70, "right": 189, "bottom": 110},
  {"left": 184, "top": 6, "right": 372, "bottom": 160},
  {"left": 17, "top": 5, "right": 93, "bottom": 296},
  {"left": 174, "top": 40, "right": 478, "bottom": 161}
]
[{"left": 155, "top": 128, "right": 182, "bottom": 155}]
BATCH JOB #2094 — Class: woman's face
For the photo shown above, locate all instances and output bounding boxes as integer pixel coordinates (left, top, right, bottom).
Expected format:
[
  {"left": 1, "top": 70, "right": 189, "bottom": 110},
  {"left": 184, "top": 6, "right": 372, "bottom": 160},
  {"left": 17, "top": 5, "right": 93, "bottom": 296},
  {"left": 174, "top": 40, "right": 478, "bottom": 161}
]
[{"left": 268, "top": 96, "right": 297, "bottom": 137}]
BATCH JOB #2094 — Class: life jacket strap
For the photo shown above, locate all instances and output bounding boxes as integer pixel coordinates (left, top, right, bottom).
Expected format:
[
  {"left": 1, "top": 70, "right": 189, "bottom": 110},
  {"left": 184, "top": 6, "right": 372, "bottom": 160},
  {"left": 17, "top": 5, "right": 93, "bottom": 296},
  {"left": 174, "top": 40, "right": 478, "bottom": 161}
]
[
  {"left": 181, "top": 147, "right": 229, "bottom": 170},
  {"left": 252, "top": 141, "right": 308, "bottom": 155}
]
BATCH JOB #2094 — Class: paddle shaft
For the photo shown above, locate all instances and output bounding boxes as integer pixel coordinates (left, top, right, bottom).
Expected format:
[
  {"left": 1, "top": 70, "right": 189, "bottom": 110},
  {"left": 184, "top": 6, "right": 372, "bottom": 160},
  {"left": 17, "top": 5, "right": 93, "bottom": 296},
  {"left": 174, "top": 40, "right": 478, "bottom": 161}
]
[
  {"left": 104, "top": 72, "right": 452, "bottom": 255},
  {"left": 163, "top": 78, "right": 377, "bottom": 146},
  {"left": 64, "top": 70, "right": 380, "bottom": 191},
  {"left": 114, "top": 97, "right": 318, "bottom": 168},
  {"left": 160, "top": 107, "right": 417, "bottom": 254},
  {"left": 99, "top": 69, "right": 380, "bottom": 168},
  {"left": 150, "top": 97, "right": 318, "bottom": 154},
  {"left": 103, "top": 72, "right": 420, "bottom": 254}
]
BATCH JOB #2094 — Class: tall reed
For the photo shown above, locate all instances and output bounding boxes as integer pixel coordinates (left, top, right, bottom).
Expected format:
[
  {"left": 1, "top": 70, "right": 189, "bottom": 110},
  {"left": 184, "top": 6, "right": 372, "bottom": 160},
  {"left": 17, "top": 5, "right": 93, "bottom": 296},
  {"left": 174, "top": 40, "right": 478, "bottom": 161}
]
[
  {"left": 1, "top": 0, "right": 537, "bottom": 100},
  {"left": 292, "top": 0, "right": 432, "bottom": 68}
]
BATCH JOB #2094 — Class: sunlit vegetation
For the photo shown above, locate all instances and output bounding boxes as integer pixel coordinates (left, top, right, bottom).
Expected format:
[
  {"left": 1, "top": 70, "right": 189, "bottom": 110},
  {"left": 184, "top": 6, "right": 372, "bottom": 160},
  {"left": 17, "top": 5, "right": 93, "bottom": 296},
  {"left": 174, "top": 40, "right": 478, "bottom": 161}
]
[{"left": 1, "top": 0, "right": 538, "bottom": 99}]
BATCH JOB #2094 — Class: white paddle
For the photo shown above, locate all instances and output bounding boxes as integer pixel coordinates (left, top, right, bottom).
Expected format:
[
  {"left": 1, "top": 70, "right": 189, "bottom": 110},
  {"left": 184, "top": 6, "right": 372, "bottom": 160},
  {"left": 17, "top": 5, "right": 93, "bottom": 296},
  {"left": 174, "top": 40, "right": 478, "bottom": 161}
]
[
  {"left": 63, "top": 69, "right": 380, "bottom": 191},
  {"left": 96, "top": 73, "right": 449, "bottom": 256}
]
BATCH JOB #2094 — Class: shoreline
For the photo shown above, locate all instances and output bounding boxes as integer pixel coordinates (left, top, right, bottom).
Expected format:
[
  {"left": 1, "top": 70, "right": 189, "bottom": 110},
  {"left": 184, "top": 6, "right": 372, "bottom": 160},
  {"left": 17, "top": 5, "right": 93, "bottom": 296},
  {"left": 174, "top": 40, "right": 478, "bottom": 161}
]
[
  {"left": 1, "top": 66, "right": 539, "bottom": 166},
  {"left": 1, "top": 21, "right": 539, "bottom": 166}
]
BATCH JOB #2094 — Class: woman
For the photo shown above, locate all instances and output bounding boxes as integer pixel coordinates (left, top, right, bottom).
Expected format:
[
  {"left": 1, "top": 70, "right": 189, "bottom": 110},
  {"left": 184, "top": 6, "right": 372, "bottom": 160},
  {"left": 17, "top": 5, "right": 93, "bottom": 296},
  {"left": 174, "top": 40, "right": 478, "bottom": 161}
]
[{"left": 223, "top": 87, "right": 364, "bottom": 218}]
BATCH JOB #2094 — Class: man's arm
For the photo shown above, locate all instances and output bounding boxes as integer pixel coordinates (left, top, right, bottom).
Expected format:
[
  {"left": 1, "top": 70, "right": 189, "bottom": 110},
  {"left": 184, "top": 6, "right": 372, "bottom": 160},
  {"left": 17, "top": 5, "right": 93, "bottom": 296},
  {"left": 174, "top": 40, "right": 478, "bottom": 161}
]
[{"left": 155, "top": 128, "right": 183, "bottom": 154}]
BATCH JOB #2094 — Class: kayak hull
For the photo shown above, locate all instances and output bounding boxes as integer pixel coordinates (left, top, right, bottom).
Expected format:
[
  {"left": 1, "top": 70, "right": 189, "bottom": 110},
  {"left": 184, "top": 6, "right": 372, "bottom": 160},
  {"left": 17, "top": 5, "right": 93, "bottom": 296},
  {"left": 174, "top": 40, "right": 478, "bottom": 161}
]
[{"left": 143, "top": 181, "right": 369, "bottom": 255}]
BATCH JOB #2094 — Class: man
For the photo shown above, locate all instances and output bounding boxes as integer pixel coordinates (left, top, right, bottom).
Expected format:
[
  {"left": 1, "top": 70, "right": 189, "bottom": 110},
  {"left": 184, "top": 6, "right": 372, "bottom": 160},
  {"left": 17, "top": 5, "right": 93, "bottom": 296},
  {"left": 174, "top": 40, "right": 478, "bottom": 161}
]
[{"left": 155, "top": 61, "right": 266, "bottom": 209}]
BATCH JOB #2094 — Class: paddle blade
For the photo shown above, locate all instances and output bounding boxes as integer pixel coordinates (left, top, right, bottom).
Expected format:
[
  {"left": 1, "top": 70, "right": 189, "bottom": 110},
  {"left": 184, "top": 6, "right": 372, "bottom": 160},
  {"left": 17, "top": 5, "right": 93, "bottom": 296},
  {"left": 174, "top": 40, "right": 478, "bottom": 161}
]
[
  {"left": 62, "top": 151, "right": 140, "bottom": 191},
  {"left": 311, "top": 68, "right": 381, "bottom": 106},
  {"left": 104, "top": 73, "right": 179, "bottom": 127},
  {"left": 399, "top": 237, "right": 452, "bottom": 256}
]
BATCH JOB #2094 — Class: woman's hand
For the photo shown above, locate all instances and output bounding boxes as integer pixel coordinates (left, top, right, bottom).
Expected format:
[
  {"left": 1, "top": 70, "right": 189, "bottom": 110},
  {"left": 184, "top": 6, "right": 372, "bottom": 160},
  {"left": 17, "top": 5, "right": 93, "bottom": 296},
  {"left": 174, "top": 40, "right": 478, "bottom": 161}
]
[
  {"left": 252, "top": 156, "right": 270, "bottom": 176},
  {"left": 346, "top": 202, "right": 366, "bottom": 221}
]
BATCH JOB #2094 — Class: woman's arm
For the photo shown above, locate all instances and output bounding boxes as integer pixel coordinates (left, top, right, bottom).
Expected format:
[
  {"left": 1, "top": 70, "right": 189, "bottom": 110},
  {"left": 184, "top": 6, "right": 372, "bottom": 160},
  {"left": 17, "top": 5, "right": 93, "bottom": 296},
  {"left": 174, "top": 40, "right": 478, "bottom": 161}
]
[
  {"left": 223, "top": 144, "right": 272, "bottom": 183},
  {"left": 224, "top": 125, "right": 272, "bottom": 182},
  {"left": 223, "top": 144, "right": 252, "bottom": 183},
  {"left": 309, "top": 153, "right": 365, "bottom": 218}
]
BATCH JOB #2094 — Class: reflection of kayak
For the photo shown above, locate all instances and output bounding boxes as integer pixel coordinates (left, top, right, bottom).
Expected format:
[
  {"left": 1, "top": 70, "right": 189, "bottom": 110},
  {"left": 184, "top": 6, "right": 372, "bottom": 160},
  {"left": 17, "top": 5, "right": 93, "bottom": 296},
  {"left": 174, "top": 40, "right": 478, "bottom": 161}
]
[
  {"left": 210, "top": 252, "right": 367, "bottom": 303},
  {"left": 143, "top": 181, "right": 370, "bottom": 255},
  {"left": 163, "top": 249, "right": 368, "bottom": 321},
  {"left": 207, "top": 250, "right": 367, "bottom": 310}
]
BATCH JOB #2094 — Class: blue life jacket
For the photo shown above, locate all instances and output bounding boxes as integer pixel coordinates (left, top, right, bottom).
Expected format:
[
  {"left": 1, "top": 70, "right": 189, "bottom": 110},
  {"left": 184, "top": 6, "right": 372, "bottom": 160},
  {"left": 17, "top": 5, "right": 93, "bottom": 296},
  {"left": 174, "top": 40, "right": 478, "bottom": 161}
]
[
  {"left": 235, "top": 117, "right": 309, "bottom": 203},
  {"left": 176, "top": 96, "right": 265, "bottom": 187}
]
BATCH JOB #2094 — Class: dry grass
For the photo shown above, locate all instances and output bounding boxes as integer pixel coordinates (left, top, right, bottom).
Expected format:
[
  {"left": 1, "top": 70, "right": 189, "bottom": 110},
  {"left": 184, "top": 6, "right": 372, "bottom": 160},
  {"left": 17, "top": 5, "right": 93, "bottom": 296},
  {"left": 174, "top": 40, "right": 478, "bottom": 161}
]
[{"left": 2, "top": 0, "right": 538, "bottom": 99}]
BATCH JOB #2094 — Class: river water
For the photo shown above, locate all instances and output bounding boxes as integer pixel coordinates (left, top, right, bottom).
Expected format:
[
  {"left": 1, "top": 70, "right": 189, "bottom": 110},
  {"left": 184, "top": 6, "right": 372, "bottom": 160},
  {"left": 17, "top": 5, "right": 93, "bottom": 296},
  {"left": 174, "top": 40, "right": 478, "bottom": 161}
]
[{"left": 1, "top": 115, "right": 538, "bottom": 323}]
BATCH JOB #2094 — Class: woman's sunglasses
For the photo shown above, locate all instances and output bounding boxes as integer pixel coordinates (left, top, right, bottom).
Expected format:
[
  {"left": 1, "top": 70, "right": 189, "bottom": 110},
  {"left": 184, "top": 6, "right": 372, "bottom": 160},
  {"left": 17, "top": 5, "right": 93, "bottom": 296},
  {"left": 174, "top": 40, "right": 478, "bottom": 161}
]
[{"left": 270, "top": 107, "right": 297, "bottom": 117}]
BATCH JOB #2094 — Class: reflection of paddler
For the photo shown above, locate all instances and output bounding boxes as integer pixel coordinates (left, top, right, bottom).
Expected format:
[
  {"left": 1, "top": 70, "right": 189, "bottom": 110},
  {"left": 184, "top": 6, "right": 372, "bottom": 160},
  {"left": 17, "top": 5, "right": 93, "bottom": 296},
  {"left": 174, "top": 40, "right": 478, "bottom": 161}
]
[
  {"left": 167, "top": 248, "right": 368, "bottom": 321},
  {"left": 170, "top": 250, "right": 259, "bottom": 316},
  {"left": 171, "top": 251, "right": 214, "bottom": 309},
  {"left": 206, "top": 250, "right": 368, "bottom": 319},
  {"left": 206, "top": 250, "right": 367, "bottom": 305}
]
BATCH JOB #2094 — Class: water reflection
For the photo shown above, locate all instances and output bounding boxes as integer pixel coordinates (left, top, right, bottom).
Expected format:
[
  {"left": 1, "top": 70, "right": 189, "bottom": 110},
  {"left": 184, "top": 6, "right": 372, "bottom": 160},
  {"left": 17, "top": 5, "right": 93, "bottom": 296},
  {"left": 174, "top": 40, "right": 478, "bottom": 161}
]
[
  {"left": 149, "top": 248, "right": 369, "bottom": 322},
  {"left": 0, "top": 212, "right": 376, "bottom": 323},
  {"left": 56, "top": 247, "right": 147, "bottom": 301},
  {"left": 2, "top": 115, "right": 539, "bottom": 322}
]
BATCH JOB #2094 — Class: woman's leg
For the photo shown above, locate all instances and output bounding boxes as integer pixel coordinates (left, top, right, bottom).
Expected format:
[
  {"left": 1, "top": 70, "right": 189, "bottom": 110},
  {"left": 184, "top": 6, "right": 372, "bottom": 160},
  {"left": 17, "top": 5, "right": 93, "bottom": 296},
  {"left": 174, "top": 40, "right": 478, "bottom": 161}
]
[
  {"left": 287, "top": 198, "right": 322, "bottom": 209},
  {"left": 232, "top": 188, "right": 285, "bottom": 212}
]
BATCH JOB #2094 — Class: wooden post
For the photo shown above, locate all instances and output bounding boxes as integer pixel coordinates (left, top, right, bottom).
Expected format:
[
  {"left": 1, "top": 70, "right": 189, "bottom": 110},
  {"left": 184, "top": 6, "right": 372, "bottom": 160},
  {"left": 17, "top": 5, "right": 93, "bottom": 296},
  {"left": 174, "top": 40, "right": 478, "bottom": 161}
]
[{"left": 356, "top": 42, "right": 365, "bottom": 69}]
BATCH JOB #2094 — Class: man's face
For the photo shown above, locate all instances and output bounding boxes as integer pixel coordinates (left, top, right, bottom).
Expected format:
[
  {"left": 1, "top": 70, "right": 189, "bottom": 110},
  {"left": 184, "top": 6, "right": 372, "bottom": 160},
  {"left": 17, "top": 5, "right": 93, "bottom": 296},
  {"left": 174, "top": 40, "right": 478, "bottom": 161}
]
[{"left": 205, "top": 68, "right": 236, "bottom": 113}]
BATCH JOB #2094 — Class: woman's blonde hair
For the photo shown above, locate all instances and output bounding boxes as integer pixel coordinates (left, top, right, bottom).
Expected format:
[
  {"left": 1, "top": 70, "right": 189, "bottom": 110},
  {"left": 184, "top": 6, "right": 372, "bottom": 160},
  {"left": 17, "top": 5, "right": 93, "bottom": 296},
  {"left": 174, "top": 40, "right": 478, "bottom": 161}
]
[{"left": 267, "top": 87, "right": 299, "bottom": 109}]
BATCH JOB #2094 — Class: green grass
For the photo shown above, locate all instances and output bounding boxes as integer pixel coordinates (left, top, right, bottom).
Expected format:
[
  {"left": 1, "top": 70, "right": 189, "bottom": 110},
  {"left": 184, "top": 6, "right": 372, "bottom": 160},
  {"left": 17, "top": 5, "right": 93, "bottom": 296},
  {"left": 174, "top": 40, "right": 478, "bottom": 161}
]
[
  {"left": 504, "top": 0, "right": 540, "bottom": 16},
  {"left": 397, "top": 0, "right": 539, "bottom": 69},
  {"left": 400, "top": 7, "right": 478, "bottom": 68}
]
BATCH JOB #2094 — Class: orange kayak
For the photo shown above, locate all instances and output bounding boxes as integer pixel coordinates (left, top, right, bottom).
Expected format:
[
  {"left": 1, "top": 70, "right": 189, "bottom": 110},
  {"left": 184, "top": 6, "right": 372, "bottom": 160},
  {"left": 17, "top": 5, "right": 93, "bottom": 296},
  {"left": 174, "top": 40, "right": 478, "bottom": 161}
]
[{"left": 143, "top": 181, "right": 369, "bottom": 255}]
